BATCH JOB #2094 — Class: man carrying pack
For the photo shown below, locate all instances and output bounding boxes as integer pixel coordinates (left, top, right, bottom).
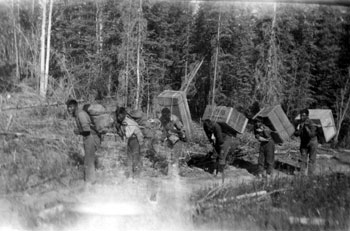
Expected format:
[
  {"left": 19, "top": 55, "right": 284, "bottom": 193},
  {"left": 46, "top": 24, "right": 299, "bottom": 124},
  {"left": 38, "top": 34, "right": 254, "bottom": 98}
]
[
  {"left": 203, "top": 119, "right": 237, "bottom": 179},
  {"left": 159, "top": 107, "right": 187, "bottom": 176},
  {"left": 254, "top": 116, "right": 275, "bottom": 178},
  {"left": 115, "top": 107, "right": 144, "bottom": 178},
  {"left": 128, "top": 109, "right": 157, "bottom": 159},
  {"left": 66, "top": 99, "right": 101, "bottom": 183},
  {"left": 294, "top": 108, "right": 318, "bottom": 176}
]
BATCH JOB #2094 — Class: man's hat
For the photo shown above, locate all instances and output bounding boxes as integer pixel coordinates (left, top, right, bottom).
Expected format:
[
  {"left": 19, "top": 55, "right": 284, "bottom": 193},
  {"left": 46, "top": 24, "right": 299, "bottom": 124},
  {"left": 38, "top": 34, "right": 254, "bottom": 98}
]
[
  {"left": 300, "top": 108, "right": 309, "bottom": 116},
  {"left": 161, "top": 107, "right": 171, "bottom": 115}
]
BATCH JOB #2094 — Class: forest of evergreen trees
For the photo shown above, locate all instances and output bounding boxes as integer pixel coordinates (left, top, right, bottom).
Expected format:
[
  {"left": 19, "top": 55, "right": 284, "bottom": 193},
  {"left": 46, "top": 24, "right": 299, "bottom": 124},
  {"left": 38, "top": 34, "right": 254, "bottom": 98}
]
[{"left": 1, "top": 0, "right": 350, "bottom": 146}]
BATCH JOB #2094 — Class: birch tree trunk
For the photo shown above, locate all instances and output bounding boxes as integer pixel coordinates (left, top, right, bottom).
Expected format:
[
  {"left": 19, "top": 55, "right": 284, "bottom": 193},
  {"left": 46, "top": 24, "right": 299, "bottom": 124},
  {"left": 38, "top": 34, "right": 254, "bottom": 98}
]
[
  {"left": 125, "top": 0, "right": 132, "bottom": 107},
  {"left": 44, "top": 0, "right": 53, "bottom": 96},
  {"left": 96, "top": 2, "right": 100, "bottom": 55},
  {"left": 184, "top": 3, "right": 191, "bottom": 84},
  {"left": 96, "top": 1, "right": 106, "bottom": 95},
  {"left": 12, "top": 0, "right": 20, "bottom": 83},
  {"left": 334, "top": 76, "right": 350, "bottom": 145},
  {"left": 266, "top": 2, "right": 279, "bottom": 105},
  {"left": 135, "top": 0, "right": 142, "bottom": 110},
  {"left": 95, "top": 1, "right": 103, "bottom": 54},
  {"left": 211, "top": 11, "right": 221, "bottom": 106},
  {"left": 39, "top": 0, "right": 47, "bottom": 97}
]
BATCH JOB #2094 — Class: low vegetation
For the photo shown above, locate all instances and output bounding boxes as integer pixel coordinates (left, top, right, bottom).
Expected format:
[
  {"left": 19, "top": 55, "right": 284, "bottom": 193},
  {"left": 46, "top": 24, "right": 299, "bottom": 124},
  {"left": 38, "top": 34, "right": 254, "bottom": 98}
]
[
  {"left": 192, "top": 173, "right": 350, "bottom": 231},
  {"left": 0, "top": 105, "right": 81, "bottom": 194}
]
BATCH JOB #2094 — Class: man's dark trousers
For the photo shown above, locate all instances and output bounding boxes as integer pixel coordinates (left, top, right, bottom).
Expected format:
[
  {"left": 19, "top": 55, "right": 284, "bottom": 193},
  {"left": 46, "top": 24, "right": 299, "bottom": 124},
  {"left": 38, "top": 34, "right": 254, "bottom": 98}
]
[
  {"left": 258, "top": 140, "right": 275, "bottom": 175},
  {"left": 127, "top": 135, "right": 142, "bottom": 178},
  {"left": 83, "top": 134, "right": 101, "bottom": 182},
  {"left": 300, "top": 141, "right": 317, "bottom": 175}
]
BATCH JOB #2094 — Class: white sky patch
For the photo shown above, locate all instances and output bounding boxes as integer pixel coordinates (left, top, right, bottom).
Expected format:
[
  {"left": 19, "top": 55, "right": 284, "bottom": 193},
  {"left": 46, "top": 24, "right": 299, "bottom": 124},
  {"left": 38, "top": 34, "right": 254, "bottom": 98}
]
[{"left": 190, "top": 0, "right": 200, "bottom": 15}]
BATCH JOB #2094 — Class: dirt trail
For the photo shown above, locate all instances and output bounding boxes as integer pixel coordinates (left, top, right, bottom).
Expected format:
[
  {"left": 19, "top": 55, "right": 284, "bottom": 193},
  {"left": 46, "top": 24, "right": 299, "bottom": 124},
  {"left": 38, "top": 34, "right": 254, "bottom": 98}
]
[{"left": 1, "top": 143, "right": 350, "bottom": 231}]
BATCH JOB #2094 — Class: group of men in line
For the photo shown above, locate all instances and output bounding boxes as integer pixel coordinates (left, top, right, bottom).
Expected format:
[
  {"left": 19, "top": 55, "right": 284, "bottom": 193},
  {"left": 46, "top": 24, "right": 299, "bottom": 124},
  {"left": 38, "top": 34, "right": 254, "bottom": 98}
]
[
  {"left": 66, "top": 99, "right": 188, "bottom": 183},
  {"left": 66, "top": 99, "right": 319, "bottom": 183}
]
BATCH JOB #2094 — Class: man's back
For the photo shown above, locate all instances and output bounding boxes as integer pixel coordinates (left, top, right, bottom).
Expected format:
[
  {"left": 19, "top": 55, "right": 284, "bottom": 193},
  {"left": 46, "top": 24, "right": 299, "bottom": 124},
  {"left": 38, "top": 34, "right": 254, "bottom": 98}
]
[{"left": 75, "top": 109, "right": 93, "bottom": 133}]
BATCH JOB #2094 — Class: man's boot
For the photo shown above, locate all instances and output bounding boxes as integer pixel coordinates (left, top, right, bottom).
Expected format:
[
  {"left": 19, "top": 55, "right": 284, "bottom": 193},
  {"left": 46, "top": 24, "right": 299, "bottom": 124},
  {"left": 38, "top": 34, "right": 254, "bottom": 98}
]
[
  {"left": 217, "top": 164, "right": 225, "bottom": 173},
  {"left": 217, "top": 164, "right": 225, "bottom": 184}
]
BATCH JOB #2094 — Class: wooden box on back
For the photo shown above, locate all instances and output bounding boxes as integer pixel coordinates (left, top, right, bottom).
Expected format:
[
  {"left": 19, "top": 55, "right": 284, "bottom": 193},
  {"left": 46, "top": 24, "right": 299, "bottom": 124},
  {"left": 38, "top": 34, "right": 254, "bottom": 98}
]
[
  {"left": 253, "top": 105, "right": 295, "bottom": 144},
  {"left": 202, "top": 105, "right": 248, "bottom": 135},
  {"left": 157, "top": 90, "right": 194, "bottom": 140}
]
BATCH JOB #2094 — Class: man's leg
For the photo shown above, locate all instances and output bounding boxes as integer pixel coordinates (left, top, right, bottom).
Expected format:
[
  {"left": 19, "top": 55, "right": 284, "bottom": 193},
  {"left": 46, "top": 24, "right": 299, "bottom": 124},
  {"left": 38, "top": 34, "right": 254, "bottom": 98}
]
[
  {"left": 265, "top": 141, "right": 275, "bottom": 175},
  {"left": 144, "top": 138, "right": 156, "bottom": 159},
  {"left": 168, "top": 141, "right": 183, "bottom": 176},
  {"left": 128, "top": 137, "right": 140, "bottom": 178},
  {"left": 258, "top": 144, "right": 266, "bottom": 175},
  {"left": 134, "top": 139, "right": 142, "bottom": 177},
  {"left": 213, "top": 146, "right": 220, "bottom": 174},
  {"left": 217, "top": 137, "right": 232, "bottom": 173},
  {"left": 308, "top": 142, "right": 318, "bottom": 175},
  {"left": 126, "top": 139, "right": 133, "bottom": 178},
  {"left": 83, "top": 135, "right": 97, "bottom": 183},
  {"left": 300, "top": 147, "right": 308, "bottom": 175},
  {"left": 93, "top": 135, "right": 102, "bottom": 169}
]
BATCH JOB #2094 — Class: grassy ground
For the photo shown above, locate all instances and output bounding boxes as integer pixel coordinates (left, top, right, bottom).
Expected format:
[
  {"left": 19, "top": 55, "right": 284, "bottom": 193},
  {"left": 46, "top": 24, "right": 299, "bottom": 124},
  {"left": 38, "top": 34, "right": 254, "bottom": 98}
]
[{"left": 0, "top": 105, "right": 81, "bottom": 194}]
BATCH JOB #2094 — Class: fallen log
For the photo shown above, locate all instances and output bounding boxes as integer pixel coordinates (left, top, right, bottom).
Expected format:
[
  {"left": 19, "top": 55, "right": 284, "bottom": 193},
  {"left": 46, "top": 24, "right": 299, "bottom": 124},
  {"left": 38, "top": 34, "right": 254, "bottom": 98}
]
[
  {"left": 236, "top": 190, "right": 267, "bottom": 200},
  {"left": 199, "top": 187, "right": 291, "bottom": 207},
  {"left": 316, "top": 154, "right": 334, "bottom": 159},
  {"left": 288, "top": 216, "right": 327, "bottom": 226},
  {"left": 0, "top": 132, "right": 69, "bottom": 142},
  {"left": 0, "top": 100, "right": 85, "bottom": 112},
  {"left": 0, "top": 132, "right": 27, "bottom": 137}
]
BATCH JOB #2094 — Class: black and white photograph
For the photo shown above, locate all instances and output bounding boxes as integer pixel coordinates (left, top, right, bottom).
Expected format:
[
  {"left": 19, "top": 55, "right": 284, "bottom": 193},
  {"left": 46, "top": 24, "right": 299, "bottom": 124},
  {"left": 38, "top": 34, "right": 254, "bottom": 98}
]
[{"left": 0, "top": 0, "right": 350, "bottom": 230}]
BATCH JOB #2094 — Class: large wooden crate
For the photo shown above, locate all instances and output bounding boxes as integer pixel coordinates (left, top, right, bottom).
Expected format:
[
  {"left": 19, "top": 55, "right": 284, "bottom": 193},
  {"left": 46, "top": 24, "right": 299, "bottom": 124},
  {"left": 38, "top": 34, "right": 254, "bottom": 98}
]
[
  {"left": 253, "top": 105, "right": 295, "bottom": 144},
  {"left": 202, "top": 105, "right": 248, "bottom": 135},
  {"left": 295, "top": 109, "right": 336, "bottom": 143},
  {"left": 157, "top": 90, "right": 194, "bottom": 140}
]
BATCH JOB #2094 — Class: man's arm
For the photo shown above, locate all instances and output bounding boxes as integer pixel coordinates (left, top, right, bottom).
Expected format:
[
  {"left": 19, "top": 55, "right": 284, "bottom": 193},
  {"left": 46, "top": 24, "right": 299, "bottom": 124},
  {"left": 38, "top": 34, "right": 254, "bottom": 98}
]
[
  {"left": 254, "top": 125, "right": 265, "bottom": 141},
  {"left": 254, "top": 124, "right": 263, "bottom": 139},
  {"left": 133, "top": 126, "right": 144, "bottom": 145},
  {"left": 255, "top": 125, "right": 271, "bottom": 142},
  {"left": 213, "top": 123, "right": 224, "bottom": 146},
  {"left": 305, "top": 120, "right": 317, "bottom": 138},
  {"left": 115, "top": 122, "right": 125, "bottom": 139},
  {"left": 263, "top": 125, "right": 273, "bottom": 139},
  {"left": 174, "top": 119, "right": 183, "bottom": 131},
  {"left": 203, "top": 124, "right": 213, "bottom": 143},
  {"left": 294, "top": 126, "right": 301, "bottom": 137}
]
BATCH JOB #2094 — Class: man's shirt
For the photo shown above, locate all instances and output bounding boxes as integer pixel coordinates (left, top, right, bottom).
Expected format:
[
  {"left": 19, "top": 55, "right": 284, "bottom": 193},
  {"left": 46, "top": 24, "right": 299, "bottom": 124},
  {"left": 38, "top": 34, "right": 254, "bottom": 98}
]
[
  {"left": 204, "top": 122, "right": 225, "bottom": 146},
  {"left": 122, "top": 117, "right": 144, "bottom": 144},
  {"left": 74, "top": 109, "right": 94, "bottom": 134},
  {"left": 295, "top": 118, "right": 318, "bottom": 146}
]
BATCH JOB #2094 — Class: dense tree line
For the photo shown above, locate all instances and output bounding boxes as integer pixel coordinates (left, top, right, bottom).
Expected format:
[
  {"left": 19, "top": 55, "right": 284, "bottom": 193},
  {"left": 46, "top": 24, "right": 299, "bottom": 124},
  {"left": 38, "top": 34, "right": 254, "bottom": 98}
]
[{"left": 1, "top": 0, "right": 350, "bottom": 146}]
